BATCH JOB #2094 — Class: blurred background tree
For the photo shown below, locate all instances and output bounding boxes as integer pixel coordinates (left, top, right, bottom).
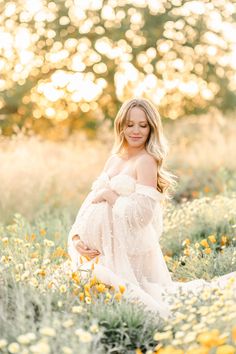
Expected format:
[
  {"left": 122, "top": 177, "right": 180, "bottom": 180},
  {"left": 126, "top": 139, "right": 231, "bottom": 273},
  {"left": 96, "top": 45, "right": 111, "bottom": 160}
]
[{"left": 0, "top": 0, "right": 236, "bottom": 139}]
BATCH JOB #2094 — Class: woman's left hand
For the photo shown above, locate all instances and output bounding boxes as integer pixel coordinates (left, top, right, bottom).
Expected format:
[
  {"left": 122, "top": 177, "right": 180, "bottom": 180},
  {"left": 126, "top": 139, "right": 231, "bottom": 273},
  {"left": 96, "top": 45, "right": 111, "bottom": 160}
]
[
  {"left": 92, "top": 188, "right": 119, "bottom": 206},
  {"left": 92, "top": 188, "right": 108, "bottom": 204}
]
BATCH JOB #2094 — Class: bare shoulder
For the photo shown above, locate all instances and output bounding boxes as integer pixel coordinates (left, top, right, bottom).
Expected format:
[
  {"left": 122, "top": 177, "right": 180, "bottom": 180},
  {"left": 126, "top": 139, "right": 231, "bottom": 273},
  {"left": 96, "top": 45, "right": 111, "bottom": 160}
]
[
  {"left": 102, "top": 154, "right": 120, "bottom": 172},
  {"left": 135, "top": 153, "right": 157, "bottom": 187},
  {"left": 136, "top": 153, "right": 157, "bottom": 172},
  {"left": 136, "top": 153, "right": 157, "bottom": 167}
]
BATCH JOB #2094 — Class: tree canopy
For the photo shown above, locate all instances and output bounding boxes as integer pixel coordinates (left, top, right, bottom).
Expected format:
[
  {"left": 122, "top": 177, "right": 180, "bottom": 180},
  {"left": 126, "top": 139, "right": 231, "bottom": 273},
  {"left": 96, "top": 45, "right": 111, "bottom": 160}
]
[{"left": 0, "top": 0, "right": 236, "bottom": 138}]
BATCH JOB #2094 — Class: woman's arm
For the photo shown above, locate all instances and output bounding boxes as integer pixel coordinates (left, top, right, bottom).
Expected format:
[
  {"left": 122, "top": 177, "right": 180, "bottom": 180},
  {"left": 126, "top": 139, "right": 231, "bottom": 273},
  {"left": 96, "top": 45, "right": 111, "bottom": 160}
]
[
  {"left": 91, "top": 188, "right": 119, "bottom": 205},
  {"left": 135, "top": 154, "right": 158, "bottom": 188}
]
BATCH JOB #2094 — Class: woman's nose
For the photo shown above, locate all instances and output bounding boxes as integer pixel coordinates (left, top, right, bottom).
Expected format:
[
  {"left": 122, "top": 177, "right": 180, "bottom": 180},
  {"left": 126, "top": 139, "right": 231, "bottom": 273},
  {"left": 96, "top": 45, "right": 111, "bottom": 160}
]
[{"left": 133, "top": 125, "right": 140, "bottom": 133}]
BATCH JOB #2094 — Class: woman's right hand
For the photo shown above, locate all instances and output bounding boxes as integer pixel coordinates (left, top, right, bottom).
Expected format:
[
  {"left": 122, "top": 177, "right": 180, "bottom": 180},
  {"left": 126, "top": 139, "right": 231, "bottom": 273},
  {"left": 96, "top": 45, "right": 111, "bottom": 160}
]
[{"left": 72, "top": 236, "right": 100, "bottom": 259}]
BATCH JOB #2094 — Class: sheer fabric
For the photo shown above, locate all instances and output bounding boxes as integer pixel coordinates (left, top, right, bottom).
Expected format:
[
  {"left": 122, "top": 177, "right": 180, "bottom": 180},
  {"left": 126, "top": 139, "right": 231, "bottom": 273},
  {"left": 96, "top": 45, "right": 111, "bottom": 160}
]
[{"left": 68, "top": 172, "right": 236, "bottom": 319}]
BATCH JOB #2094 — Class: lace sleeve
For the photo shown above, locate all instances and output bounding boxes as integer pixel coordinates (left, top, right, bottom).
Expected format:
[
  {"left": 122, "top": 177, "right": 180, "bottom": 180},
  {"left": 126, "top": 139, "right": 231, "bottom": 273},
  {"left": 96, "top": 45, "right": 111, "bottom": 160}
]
[{"left": 112, "top": 184, "right": 164, "bottom": 229}]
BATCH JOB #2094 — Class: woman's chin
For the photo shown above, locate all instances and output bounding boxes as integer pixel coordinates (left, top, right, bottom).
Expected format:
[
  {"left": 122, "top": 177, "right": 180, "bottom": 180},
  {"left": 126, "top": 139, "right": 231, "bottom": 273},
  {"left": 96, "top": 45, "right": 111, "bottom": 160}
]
[{"left": 127, "top": 141, "right": 145, "bottom": 148}]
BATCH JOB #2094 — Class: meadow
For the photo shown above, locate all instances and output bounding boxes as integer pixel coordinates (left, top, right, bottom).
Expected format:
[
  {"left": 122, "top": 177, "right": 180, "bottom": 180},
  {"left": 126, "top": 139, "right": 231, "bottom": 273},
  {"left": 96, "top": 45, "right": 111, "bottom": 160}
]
[{"left": 0, "top": 110, "right": 236, "bottom": 354}]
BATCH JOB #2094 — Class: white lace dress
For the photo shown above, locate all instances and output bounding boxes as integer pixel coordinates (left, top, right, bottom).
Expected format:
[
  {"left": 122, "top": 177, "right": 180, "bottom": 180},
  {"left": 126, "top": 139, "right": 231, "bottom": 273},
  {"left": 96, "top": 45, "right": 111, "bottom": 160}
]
[{"left": 68, "top": 172, "right": 236, "bottom": 318}]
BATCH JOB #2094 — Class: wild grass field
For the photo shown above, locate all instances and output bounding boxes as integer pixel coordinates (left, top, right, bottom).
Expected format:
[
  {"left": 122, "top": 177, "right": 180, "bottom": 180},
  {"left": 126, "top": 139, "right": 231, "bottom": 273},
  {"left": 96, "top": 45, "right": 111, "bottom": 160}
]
[{"left": 0, "top": 110, "right": 236, "bottom": 354}]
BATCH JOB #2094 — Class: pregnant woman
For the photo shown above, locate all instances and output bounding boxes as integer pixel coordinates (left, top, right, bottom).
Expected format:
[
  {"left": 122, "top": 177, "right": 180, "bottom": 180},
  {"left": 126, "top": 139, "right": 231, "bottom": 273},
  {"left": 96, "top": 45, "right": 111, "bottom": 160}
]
[{"left": 68, "top": 98, "right": 236, "bottom": 319}]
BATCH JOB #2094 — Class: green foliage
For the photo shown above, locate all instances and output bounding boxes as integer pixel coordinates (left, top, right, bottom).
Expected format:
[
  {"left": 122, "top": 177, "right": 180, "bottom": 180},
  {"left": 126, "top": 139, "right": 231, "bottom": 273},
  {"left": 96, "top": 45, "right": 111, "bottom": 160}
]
[
  {"left": 170, "top": 246, "right": 236, "bottom": 281},
  {"left": 162, "top": 194, "right": 236, "bottom": 256},
  {"left": 89, "top": 301, "right": 162, "bottom": 353}
]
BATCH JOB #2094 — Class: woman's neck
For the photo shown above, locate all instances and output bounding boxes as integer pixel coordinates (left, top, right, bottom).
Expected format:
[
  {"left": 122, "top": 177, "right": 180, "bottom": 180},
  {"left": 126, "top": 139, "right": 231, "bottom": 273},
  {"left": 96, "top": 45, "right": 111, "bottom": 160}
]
[{"left": 121, "top": 146, "right": 146, "bottom": 159}]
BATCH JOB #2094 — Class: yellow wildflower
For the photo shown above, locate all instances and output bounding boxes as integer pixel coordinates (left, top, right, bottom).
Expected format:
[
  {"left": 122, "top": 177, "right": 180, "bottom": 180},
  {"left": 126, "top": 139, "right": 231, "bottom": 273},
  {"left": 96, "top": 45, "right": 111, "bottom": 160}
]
[
  {"left": 89, "top": 276, "right": 98, "bottom": 286},
  {"left": 38, "top": 268, "right": 46, "bottom": 277},
  {"left": 47, "top": 281, "right": 54, "bottom": 289},
  {"left": 96, "top": 283, "right": 106, "bottom": 293},
  {"left": 135, "top": 349, "right": 143, "bottom": 354},
  {"left": 40, "top": 229, "right": 46, "bottom": 236},
  {"left": 182, "top": 239, "right": 191, "bottom": 246},
  {"left": 156, "top": 345, "right": 184, "bottom": 354},
  {"left": 232, "top": 326, "right": 236, "bottom": 343},
  {"left": 30, "top": 251, "right": 39, "bottom": 259},
  {"left": 1, "top": 237, "right": 9, "bottom": 245},
  {"left": 51, "top": 247, "right": 67, "bottom": 258},
  {"left": 221, "top": 236, "right": 228, "bottom": 245},
  {"left": 204, "top": 248, "right": 211, "bottom": 254},
  {"left": 192, "top": 191, "right": 199, "bottom": 198},
  {"left": 208, "top": 235, "right": 216, "bottom": 243},
  {"left": 71, "top": 272, "right": 80, "bottom": 284},
  {"left": 84, "top": 283, "right": 90, "bottom": 292},
  {"left": 85, "top": 290, "right": 90, "bottom": 297},
  {"left": 200, "top": 239, "right": 209, "bottom": 248},
  {"left": 216, "top": 345, "right": 235, "bottom": 354},
  {"left": 79, "top": 292, "right": 84, "bottom": 301},
  {"left": 197, "top": 329, "right": 226, "bottom": 347},
  {"left": 114, "top": 292, "right": 122, "bottom": 301},
  {"left": 164, "top": 255, "right": 171, "bottom": 262},
  {"left": 186, "top": 347, "right": 209, "bottom": 354},
  {"left": 204, "top": 186, "right": 210, "bottom": 193},
  {"left": 119, "top": 285, "right": 126, "bottom": 294},
  {"left": 31, "top": 233, "right": 36, "bottom": 241},
  {"left": 184, "top": 248, "right": 190, "bottom": 256}
]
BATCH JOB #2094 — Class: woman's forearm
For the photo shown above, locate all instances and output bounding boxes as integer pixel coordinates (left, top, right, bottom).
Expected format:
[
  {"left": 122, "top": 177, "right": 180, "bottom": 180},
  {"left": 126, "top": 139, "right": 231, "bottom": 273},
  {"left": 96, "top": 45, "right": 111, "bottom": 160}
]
[{"left": 103, "top": 189, "right": 119, "bottom": 206}]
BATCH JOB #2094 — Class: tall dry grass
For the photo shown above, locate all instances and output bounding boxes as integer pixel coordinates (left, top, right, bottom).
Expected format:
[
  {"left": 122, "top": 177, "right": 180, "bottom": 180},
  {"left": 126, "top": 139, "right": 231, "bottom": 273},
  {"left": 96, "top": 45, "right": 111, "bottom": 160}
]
[
  {"left": 0, "top": 109, "right": 235, "bottom": 223},
  {"left": 0, "top": 132, "right": 109, "bottom": 223}
]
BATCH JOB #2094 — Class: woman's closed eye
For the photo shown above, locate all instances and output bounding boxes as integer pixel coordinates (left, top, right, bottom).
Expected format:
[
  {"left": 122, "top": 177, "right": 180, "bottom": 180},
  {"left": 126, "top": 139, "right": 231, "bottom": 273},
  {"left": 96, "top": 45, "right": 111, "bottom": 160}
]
[{"left": 127, "top": 124, "right": 148, "bottom": 128}]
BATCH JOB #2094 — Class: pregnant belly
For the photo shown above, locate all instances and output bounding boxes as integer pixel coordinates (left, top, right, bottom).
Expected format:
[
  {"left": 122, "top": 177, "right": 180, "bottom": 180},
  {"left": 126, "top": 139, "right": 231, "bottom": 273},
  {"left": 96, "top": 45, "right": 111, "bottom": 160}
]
[{"left": 78, "top": 201, "right": 109, "bottom": 254}]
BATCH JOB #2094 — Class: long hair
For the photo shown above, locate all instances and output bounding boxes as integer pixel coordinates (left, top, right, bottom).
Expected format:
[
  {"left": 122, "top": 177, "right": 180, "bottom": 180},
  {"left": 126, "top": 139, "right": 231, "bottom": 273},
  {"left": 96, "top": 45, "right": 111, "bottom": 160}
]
[{"left": 111, "top": 98, "right": 177, "bottom": 197}]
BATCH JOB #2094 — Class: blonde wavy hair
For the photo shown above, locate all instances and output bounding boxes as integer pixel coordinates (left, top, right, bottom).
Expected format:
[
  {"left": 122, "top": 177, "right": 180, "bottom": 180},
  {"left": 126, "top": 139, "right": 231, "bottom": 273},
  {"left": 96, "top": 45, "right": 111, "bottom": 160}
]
[{"left": 112, "top": 98, "right": 177, "bottom": 196}]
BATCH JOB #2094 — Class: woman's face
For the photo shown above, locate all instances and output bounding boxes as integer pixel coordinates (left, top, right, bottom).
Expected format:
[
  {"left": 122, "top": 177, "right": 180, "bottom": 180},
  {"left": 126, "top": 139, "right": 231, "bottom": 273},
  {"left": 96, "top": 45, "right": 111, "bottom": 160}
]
[{"left": 123, "top": 106, "right": 150, "bottom": 148}]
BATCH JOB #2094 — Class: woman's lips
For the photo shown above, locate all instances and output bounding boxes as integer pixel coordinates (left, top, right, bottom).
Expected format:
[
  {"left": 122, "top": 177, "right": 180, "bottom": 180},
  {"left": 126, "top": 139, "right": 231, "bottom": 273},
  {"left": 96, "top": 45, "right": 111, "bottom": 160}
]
[{"left": 129, "top": 136, "right": 142, "bottom": 140}]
